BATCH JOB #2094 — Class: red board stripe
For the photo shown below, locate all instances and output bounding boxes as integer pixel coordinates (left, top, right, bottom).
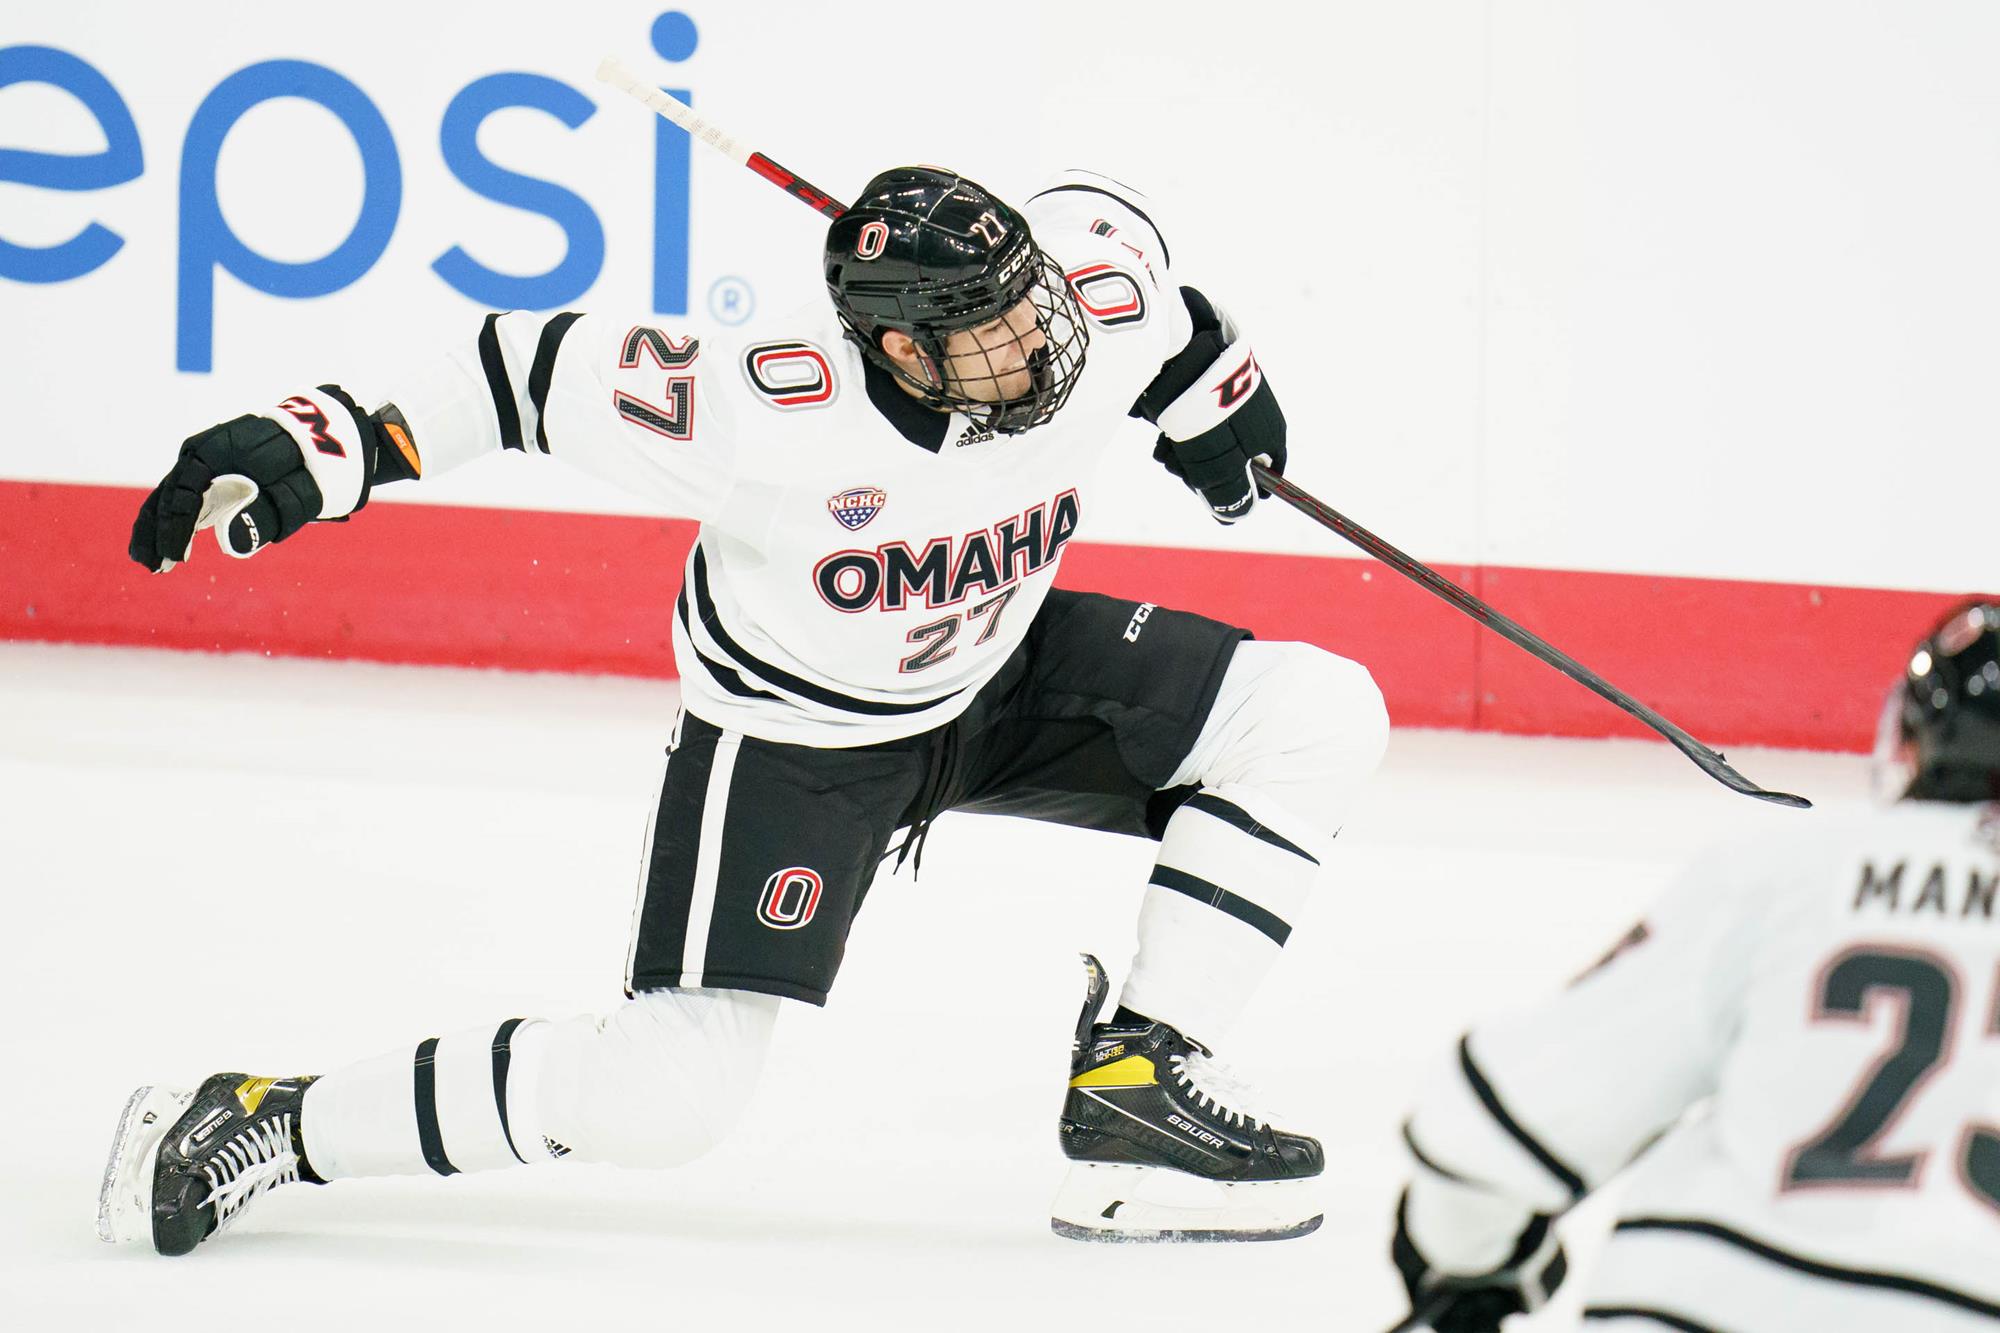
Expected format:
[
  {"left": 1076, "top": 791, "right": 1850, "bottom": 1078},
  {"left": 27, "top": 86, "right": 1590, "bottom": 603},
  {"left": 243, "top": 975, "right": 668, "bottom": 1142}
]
[{"left": 0, "top": 480, "right": 1970, "bottom": 752}]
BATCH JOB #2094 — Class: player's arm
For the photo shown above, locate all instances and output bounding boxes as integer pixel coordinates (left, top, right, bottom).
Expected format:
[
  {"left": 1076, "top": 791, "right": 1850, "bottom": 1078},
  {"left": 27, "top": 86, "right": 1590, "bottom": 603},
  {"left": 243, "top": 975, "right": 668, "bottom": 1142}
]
[
  {"left": 1390, "top": 846, "right": 1766, "bottom": 1328},
  {"left": 130, "top": 311, "right": 733, "bottom": 572},
  {"left": 1021, "top": 169, "right": 1285, "bottom": 525}
]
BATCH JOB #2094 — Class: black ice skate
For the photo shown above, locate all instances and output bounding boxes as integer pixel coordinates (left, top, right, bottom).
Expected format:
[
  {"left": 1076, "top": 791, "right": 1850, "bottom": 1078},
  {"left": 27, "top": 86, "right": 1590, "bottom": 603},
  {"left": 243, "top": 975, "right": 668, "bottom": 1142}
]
[
  {"left": 98, "top": 1073, "right": 317, "bottom": 1255},
  {"left": 1052, "top": 955, "right": 1323, "bottom": 1242}
]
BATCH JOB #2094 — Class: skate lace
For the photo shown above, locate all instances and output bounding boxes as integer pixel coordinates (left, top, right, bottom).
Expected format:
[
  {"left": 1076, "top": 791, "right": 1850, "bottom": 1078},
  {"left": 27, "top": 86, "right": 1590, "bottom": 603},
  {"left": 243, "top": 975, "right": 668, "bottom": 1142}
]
[
  {"left": 1168, "top": 1050, "right": 1270, "bottom": 1129},
  {"left": 199, "top": 1114, "right": 300, "bottom": 1233}
]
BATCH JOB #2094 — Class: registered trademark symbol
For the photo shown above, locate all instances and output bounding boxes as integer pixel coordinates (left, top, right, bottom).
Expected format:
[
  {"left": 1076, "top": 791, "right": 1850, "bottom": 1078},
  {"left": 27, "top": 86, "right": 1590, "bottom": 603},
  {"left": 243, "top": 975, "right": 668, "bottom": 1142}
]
[{"left": 707, "top": 276, "right": 754, "bottom": 325}]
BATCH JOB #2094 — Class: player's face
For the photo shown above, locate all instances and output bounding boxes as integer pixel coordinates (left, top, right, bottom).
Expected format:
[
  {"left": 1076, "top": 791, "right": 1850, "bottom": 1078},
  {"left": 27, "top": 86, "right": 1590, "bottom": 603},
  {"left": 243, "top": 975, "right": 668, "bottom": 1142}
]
[{"left": 937, "top": 298, "right": 1047, "bottom": 404}]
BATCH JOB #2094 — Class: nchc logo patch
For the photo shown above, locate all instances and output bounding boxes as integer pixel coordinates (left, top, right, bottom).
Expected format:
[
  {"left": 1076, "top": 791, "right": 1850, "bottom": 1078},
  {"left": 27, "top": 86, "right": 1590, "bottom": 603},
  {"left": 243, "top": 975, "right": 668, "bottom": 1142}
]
[
  {"left": 828, "top": 486, "right": 887, "bottom": 531},
  {"left": 757, "top": 867, "right": 824, "bottom": 930}
]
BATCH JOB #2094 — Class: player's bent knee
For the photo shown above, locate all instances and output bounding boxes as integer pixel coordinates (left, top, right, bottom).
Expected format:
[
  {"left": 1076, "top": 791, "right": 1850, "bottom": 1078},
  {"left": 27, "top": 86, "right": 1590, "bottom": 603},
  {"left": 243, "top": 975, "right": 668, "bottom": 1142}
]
[
  {"left": 537, "top": 988, "right": 781, "bottom": 1169},
  {"left": 1245, "top": 642, "right": 1389, "bottom": 792}
]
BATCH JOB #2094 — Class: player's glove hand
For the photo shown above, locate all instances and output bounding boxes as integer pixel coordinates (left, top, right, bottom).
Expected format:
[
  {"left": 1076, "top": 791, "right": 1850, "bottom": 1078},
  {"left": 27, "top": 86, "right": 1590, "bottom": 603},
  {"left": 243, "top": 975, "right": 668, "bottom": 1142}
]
[
  {"left": 129, "top": 387, "right": 377, "bottom": 573},
  {"left": 1391, "top": 1191, "right": 1568, "bottom": 1333},
  {"left": 1132, "top": 287, "right": 1286, "bottom": 525}
]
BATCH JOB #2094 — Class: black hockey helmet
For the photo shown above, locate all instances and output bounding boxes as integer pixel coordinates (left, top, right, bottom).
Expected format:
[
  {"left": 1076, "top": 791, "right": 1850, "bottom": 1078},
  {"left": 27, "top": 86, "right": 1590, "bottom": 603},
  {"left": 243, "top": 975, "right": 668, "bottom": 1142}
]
[
  {"left": 1874, "top": 599, "right": 2000, "bottom": 801},
  {"left": 825, "top": 166, "right": 1087, "bottom": 434}
]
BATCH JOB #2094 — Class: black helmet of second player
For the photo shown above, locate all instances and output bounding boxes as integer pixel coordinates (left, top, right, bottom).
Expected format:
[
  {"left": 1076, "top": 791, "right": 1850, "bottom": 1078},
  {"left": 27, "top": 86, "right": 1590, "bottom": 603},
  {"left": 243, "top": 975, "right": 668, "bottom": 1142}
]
[
  {"left": 1876, "top": 600, "right": 2000, "bottom": 801},
  {"left": 825, "top": 166, "right": 1087, "bottom": 434}
]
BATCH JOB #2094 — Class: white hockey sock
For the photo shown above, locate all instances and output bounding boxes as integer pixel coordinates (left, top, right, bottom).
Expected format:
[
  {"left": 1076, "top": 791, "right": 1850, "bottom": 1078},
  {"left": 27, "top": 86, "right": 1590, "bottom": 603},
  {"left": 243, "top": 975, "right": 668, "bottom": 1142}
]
[
  {"left": 1119, "top": 782, "right": 1324, "bottom": 1046},
  {"left": 302, "top": 1017, "right": 556, "bottom": 1179},
  {"left": 301, "top": 988, "right": 780, "bottom": 1180}
]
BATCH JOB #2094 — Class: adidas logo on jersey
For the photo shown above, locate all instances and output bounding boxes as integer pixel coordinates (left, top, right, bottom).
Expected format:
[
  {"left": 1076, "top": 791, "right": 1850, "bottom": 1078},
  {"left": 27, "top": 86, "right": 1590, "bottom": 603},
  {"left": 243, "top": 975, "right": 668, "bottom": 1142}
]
[{"left": 954, "top": 424, "right": 997, "bottom": 448}]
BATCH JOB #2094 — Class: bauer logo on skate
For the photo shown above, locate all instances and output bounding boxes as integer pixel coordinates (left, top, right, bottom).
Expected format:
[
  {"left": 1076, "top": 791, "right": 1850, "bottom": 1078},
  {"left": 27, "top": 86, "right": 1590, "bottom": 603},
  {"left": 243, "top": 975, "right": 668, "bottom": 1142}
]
[
  {"left": 812, "top": 491, "right": 1080, "bottom": 613},
  {"left": 756, "top": 868, "right": 824, "bottom": 930}
]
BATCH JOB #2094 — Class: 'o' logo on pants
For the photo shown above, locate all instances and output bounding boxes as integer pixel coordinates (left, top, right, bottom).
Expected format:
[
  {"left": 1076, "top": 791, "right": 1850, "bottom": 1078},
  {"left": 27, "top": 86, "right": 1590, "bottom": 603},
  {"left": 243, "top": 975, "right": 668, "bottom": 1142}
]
[{"left": 757, "top": 867, "right": 824, "bottom": 930}]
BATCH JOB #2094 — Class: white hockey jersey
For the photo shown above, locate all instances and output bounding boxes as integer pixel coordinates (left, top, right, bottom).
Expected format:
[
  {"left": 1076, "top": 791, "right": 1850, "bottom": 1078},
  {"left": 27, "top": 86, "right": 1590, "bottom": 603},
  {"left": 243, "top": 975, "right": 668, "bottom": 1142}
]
[
  {"left": 383, "top": 171, "right": 1210, "bottom": 746},
  {"left": 1404, "top": 801, "right": 2000, "bottom": 1331}
]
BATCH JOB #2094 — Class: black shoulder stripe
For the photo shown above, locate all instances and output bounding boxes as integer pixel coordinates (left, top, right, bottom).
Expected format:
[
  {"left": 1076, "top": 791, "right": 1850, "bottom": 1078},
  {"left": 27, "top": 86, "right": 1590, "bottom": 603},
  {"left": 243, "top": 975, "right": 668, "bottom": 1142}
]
[
  {"left": 1581, "top": 1308, "right": 1719, "bottom": 1332},
  {"left": 1025, "top": 182, "right": 1172, "bottom": 268},
  {"left": 529, "top": 311, "right": 585, "bottom": 454},
  {"left": 478, "top": 313, "right": 524, "bottom": 452},
  {"left": 1614, "top": 1218, "right": 2000, "bottom": 1320},
  {"left": 1457, "top": 1036, "right": 1586, "bottom": 1201}
]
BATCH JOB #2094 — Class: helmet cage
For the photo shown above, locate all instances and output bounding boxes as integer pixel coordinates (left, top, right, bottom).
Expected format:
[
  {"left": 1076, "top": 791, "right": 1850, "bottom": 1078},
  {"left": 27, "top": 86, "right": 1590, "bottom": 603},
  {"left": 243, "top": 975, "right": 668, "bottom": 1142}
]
[
  {"left": 827, "top": 168, "right": 1089, "bottom": 434},
  {"left": 840, "top": 248, "right": 1088, "bottom": 435}
]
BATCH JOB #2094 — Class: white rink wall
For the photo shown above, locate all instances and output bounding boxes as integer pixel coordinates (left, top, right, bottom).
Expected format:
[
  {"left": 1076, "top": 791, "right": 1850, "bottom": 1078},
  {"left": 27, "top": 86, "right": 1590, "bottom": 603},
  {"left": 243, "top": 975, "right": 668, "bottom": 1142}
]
[{"left": 5, "top": 1, "right": 1997, "bottom": 592}]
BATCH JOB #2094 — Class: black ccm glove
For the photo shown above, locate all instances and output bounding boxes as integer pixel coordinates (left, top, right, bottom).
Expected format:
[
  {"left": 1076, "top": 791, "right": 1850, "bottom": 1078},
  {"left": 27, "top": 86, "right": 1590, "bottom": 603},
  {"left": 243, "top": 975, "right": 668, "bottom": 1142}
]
[
  {"left": 1391, "top": 1191, "right": 1568, "bottom": 1333},
  {"left": 130, "top": 386, "right": 382, "bottom": 573},
  {"left": 1131, "top": 287, "right": 1286, "bottom": 524}
]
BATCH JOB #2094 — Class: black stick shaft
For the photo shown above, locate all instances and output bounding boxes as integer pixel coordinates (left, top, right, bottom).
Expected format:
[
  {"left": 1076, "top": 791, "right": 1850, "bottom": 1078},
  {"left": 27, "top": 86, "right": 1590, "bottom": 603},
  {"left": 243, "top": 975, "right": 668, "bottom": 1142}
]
[
  {"left": 600, "top": 67, "right": 1803, "bottom": 809},
  {"left": 1252, "top": 465, "right": 1810, "bottom": 809}
]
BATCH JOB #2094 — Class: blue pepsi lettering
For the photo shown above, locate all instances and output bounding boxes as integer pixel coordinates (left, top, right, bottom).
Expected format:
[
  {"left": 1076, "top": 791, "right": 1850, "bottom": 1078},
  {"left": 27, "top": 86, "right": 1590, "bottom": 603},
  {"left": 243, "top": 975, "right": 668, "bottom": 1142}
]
[
  {"left": 432, "top": 74, "right": 604, "bottom": 309},
  {"left": 178, "top": 60, "right": 401, "bottom": 372},
  {"left": 0, "top": 45, "right": 144, "bottom": 283},
  {"left": 14, "top": 12, "right": 700, "bottom": 372}
]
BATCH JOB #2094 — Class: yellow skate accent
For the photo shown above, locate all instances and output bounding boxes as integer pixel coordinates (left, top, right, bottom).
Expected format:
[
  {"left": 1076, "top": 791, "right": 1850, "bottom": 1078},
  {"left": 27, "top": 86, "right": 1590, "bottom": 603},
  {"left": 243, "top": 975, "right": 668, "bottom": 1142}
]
[
  {"left": 234, "top": 1077, "right": 278, "bottom": 1114},
  {"left": 1069, "top": 1055, "right": 1157, "bottom": 1089}
]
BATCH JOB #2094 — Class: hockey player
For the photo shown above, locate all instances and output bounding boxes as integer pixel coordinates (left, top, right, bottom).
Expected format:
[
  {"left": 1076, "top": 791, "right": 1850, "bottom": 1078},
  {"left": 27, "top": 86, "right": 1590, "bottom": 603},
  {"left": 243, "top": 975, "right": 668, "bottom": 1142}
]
[
  {"left": 101, "top": 168, "right": 1390, "bottom": 1254},
  {"left": 1389, "top": 600, "right": 2000, "bottom": 1331}
]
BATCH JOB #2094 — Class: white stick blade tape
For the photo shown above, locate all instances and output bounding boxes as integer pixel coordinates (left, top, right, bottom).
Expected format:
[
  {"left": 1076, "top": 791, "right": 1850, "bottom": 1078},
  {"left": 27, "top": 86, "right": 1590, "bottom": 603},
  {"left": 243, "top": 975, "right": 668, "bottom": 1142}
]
[{"left": 594, "top": 56, "right": 749, "bottom": 164}]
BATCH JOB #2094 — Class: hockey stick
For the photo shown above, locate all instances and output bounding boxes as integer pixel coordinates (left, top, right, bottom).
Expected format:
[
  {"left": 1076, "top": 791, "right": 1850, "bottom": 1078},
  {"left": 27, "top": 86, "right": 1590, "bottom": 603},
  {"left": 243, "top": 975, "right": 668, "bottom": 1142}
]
[
  {"left": 592, "top": 58, "right": 1809, "bottom": 810},
  {"left": 594, "top": 59, "right": 845, "bottom": 219},
  {"left": 1253, "top": 465, "right": 1809, "bottom": 807}
]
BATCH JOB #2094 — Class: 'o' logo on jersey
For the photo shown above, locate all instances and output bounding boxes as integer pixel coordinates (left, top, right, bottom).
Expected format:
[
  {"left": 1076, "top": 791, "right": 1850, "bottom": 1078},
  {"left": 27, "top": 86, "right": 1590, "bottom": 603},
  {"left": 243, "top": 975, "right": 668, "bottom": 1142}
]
[
  {"left": 855, "top": 221, "right": 889, "bottom": 260},
  {"left": 743, "top": 340, "right": 837, "bottom": 410},
  {"left": 757, "top": 867, "right": 824, "bottom": 930},
  {"left": 1065, "top": 263, "right": 1147, "bottom": 329}
]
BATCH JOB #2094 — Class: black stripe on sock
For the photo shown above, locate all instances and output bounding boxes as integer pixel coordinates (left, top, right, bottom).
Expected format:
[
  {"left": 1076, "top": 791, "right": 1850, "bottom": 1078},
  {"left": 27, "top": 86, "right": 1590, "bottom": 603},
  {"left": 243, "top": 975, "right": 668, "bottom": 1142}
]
[
  {"left": 1458, "top": 1036, "right": 1585, "bottom": 1201},
  {"left": 527, "top": 311, "right": 584, "bottom": 454},
  {"left": 1182, "top": 792, "right": 1319, "bottom": 864},
  {"left": 490, "top": 1018, "right": 527, "bottom": 1165},
  {"left": 1147, "top": 865, "right": 1291, "bottom": 945},
  {"left": 478, "top": 313, "right": 524, "bottom": 452},
  {"left": 1614, "top": 1217, "right": 2000, "bottom": 1320},
  {"left": 413, "top": 1036, "right": 459, "bottom": 1176},
  {"left": 1581, "top": 1309, "right": 1720, "bottom": 1332},
  {"left": 1401, "top": 1120, "right": 1476, "bottom": 1185}
]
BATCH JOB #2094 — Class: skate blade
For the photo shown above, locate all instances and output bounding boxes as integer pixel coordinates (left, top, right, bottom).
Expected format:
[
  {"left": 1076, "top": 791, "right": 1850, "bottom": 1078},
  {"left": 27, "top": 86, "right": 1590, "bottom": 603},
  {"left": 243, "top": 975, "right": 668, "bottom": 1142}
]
[
  {"left": 1049, "top": 1161, "right": 1323, "bottom": 1243},
  {"left": 97, "top": 1085, "right": 194, "bottom": 1245}
]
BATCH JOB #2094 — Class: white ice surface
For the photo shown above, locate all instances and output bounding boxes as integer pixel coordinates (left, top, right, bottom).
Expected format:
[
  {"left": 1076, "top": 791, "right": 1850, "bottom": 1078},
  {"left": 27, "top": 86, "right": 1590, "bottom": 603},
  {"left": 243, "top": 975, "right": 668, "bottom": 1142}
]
[{"left": 0, "top": 642, "right": 1870, "bottom": 1331}]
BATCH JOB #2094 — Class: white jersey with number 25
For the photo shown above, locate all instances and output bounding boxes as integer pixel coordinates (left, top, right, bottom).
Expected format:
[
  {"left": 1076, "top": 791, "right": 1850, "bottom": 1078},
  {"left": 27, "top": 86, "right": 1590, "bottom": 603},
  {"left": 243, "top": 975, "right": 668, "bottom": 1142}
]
[{"left": 1407, "top": 800, "right": 2000, "bottom": 1331}]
